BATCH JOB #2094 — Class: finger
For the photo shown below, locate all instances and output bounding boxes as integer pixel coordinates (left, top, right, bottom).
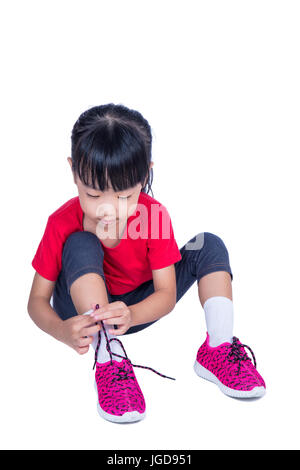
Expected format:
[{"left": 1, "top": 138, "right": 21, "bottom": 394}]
[
  {"left": 90, "top": 302, "right": 99, "bottom": 311},
  {"left": 102, "top": 317, "right": 124, "bottom": 327},
  {"left": 90, "top": 303, "right": 110, "bottom": 316},
  {"left": 78, "top": 336, "right": 93, "bottom": 347},
  {"left": 77, "top": 345, "right": 90, "bottom": 355},
  {"left": 102, "top": 320, "right": 124, "bottom": 332},
  {"left": 93, "top": 310, "right": 125, "bottom": 322},
  {"left": 94, "top": 303, "right": 124, "bottom": 315},
  {"left": 107, "top": 325, "right": 126, "bottom": 335},
  {"left": 79, "top": 314, "right": 100, "bottom": 327},
  {"left": 99, "top": 318, "right": 119, "bottom": 333},
  {"left": 90, "top": 302, "right": 106, "bottom": 314},
  {"left": 82, "top": 323, "right": 102, "bottom": 336}
]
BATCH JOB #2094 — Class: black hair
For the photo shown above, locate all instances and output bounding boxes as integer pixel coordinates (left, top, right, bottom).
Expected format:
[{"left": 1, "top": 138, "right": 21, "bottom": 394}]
[{"left": 70, "top": 103, "right": 154, "bottom": 197}]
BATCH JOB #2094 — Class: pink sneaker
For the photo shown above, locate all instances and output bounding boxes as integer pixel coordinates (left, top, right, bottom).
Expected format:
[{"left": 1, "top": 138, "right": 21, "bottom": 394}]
[
  {"left": 95, "top": 358, "right": 146, "bottom": 423},
  {"left": 194, "top": 333, "right": 266, "bottom": 398},
  {"left": 93, "top": 313, "right": 175, "bottom": 423}
]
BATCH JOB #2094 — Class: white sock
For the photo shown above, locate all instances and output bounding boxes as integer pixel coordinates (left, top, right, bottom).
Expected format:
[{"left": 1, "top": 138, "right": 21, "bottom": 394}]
[
  {"left": 83, "top": 309, "right": 124, "bottom": 363},
  {"left": 203, "top": 296, "right": 234, "bottom": 347}
]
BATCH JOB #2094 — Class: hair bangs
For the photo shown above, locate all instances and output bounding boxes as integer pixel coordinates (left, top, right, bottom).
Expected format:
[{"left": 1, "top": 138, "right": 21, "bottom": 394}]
[{"left": 71, "top": 103, "right": 154, "bottom": 196}]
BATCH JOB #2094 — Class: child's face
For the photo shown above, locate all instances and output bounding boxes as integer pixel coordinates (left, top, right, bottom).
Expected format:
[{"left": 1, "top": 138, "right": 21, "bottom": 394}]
[{"left": 67, "top": 157, "right": 148, "bottom": 229}]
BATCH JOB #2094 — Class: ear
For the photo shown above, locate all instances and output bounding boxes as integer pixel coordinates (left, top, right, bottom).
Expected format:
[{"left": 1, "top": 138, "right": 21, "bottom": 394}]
[
  {"left": 67, "top": 157, "right": 77, "bottom": 185},
  {"left": 142, "top": 162, "right": 154, "bottom": 188}
]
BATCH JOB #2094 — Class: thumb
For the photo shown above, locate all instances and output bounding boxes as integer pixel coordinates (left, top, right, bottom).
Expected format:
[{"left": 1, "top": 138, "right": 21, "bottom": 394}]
[{"left": 90, "top": 302, "right": 100, "bottom": 311}]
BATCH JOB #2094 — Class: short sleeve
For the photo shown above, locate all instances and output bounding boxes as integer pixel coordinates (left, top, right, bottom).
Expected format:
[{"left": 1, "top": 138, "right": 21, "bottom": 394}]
[
  {"left": 147, "top": 204, "right": 182, "bottom": 270},
  {"left": 31, "top": 216, "right": 62, "bottom": 281}
]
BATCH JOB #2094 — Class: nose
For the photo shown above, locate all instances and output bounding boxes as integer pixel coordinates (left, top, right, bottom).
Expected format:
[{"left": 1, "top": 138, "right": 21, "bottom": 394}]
[{"left": 96, "top": 201, "right": 117, "bottom": 219}]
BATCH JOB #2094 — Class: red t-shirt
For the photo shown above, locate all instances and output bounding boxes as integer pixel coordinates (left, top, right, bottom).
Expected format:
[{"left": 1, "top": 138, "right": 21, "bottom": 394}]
[{"left": 31, "top": 192, "right": 182, "bottom": 295}]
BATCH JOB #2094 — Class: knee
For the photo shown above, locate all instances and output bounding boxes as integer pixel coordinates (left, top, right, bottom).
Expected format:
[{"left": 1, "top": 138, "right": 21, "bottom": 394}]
[
  {"left": 62, "top": 231, "right": 104, "bottom": 263},
  {"left": 185, "top": 232, "right": 205, "bottom": 251},
  {"left": 203, "top": 232, "right": 229, "bottom": 255},
  {"left": 64, "top": 231, "right": 101, "bottom": 250}
]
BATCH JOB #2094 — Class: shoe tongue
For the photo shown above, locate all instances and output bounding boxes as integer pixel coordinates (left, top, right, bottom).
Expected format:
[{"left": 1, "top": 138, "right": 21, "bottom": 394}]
[
  {"left": 112, "top": 358, "right": 129, "bottom": 368},
  {"left": 96, "top": 358, "right": 127, "bottom": 368}
]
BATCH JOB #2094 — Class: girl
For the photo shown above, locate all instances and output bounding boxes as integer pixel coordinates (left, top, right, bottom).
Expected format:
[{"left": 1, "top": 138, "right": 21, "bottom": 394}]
[{"left": 27, "top": 103, "right": 266, "bottom": 424}]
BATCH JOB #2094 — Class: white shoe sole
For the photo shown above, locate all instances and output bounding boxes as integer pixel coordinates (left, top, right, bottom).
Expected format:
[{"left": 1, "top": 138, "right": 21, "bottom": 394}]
[
  {"left": 94, "top": 382, "right": 146, "bottom": 423},
  {"left": 194, "top": 361, "right": 266, "bottom": 398}
]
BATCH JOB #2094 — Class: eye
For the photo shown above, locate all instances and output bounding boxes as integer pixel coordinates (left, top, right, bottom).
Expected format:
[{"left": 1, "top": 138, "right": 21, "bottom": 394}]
[{"left": 86, "top": 193, "right": 132, "bottom": 199}]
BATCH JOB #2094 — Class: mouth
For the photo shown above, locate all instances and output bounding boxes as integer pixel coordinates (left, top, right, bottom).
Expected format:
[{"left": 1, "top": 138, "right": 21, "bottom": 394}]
[{"left": 98, "top": 218, "right": 117, "bottom": 225}]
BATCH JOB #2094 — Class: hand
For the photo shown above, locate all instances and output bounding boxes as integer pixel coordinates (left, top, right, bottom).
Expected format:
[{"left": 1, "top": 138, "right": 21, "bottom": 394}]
[
  {"left": 58, "top": 310, "right": 101, "bottom": 355},
  {"left": 90, "top": 301, "right": 133, "bottom": 336}
]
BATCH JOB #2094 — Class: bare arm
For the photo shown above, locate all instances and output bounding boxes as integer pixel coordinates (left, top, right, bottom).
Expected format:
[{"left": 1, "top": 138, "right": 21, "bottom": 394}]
[
  {"left": 129, "top": 265, "right": 177, "bottom": 327},
  {"left": 27, "top": 272, "right": 101, "bottom": 354},
  {"left": 27, "top": 272, "right": 63, "bottom": 340},
  {"left": 129, "top": 289, "right": 176, "bottom": 326}
]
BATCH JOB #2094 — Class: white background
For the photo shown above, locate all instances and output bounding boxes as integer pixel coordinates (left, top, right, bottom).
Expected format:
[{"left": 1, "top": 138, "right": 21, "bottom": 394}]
[{"left": 1, "top": 0, "right": 299, "bottom": 450}]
